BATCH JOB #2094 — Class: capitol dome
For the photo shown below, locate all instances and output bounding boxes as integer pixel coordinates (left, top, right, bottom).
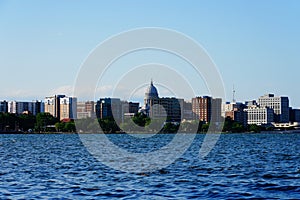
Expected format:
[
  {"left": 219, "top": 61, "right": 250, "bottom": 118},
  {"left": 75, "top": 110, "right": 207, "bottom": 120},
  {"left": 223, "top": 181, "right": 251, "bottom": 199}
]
[{"left": 145, "top": 80, "right": 159, "bottom": 99}]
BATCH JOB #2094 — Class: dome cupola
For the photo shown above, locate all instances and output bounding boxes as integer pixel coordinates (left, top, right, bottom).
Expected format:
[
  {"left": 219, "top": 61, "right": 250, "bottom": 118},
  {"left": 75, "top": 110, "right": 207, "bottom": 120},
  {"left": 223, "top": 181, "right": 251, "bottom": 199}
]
[{"left": 145, "top": 80, "right": 159, "bottom": 99}]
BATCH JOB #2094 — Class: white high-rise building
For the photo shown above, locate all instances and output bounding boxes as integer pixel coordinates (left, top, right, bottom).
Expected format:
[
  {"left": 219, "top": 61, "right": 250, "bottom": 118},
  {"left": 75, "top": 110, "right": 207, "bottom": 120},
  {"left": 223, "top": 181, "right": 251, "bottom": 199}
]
[
  {"left": 258, "top": 94, "right": 289, "bottom": 123},
  {"left": 8, "top": 101, "right": 43, "bottom": 115},
  {"left": 244, "top": 106, "right": 274, "bottom": 125}
]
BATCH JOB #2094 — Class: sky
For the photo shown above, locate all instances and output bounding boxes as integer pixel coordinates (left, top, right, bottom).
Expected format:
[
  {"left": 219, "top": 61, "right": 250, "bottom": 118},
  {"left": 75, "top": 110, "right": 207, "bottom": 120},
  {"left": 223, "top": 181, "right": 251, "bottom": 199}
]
[{"left": 0, "top": 0, "right": 300, "bottom": 107}]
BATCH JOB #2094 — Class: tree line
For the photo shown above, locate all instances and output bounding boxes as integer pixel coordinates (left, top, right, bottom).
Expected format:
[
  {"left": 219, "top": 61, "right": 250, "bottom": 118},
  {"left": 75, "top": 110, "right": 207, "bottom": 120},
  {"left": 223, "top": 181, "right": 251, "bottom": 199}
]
[
  {"left": 0, "top": 112, "right": 75, "bottom": 133},
  {"left": 0, "top": 112, "right": 271, "bottom": 133}
]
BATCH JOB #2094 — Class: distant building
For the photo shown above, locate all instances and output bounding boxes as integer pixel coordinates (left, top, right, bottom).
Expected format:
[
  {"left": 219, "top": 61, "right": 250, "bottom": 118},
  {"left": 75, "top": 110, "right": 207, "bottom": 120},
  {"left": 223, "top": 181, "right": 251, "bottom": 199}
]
[
  {"left": 96, "top": 98, "right": 122, "bottom": 121},
  {"left": 192, "top": 96, "right": 222, "bottom": 123},
  {"left": 59, "top": 97, "right": 77, "bottom": 120},
  {"left": 8, "top": 101, "right": 24, "bottom": 114},
  {"left": 258, "top": 94, "right": 289, "bottom": 123},
  {"left": 122, "top": 101, "right": 139, "bottom": 115},
  {"left": 8, "top": 100, "right": 43, "bottom": 115},
  {"left": 32, "top": 100, "right": 44, "bottom": 115},
  {"left": 245, "top": 100, "right": 257, "bottom": 107},
  {"left": 143, "top": 81, "right": 183, "bottom": 122},
  {"left": 289, "top": 108, "right": 300, "bottom": 122},
  {"left": 244, "top": 106, "right": 274, "bottom": 125},
  {"left": 192, "top": 96, "right": 210, "bottom": 122},
  {"left": 211, "top": 98, "right": 222, "bottom": 123},
  {"left": 183, "top": 101, "right": 193, "bottom": 120},
  {"left": 44, "top": 95, "right": 66, "bottom": 118},
  {"left": 128, "top": 102, "right": 139, "bottom": 114},
  {"left": 294, "top": 109, "right": 300, "bottom": 122},
  {"left": 77, "top": 101, "right": 95, "bottom": 119},
  {"left": 0, "top": 101, "right": 8, "bottom": 113},
  {"left": 121, "top": 101, "right": 139, "bottom": 122},
  {"left": 151, "top": 97, "right": 183, "bottom": 122},
  {"left": 222, "top": 102, "right": 247, "bottom": 126}
]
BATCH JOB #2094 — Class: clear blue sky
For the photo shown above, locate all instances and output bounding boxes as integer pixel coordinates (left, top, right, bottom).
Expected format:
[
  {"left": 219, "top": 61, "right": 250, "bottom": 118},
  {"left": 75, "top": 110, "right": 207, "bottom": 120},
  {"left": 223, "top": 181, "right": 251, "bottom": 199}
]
[{"left": 0, "top": 0, "right": 299, "bottom": 107}]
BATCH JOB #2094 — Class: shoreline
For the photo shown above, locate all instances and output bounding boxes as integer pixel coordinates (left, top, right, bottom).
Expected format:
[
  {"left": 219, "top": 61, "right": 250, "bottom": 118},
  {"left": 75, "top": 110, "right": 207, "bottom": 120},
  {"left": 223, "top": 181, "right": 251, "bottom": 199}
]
[{"left": 1, "top": 129, "right": 300, "bottom": 134}]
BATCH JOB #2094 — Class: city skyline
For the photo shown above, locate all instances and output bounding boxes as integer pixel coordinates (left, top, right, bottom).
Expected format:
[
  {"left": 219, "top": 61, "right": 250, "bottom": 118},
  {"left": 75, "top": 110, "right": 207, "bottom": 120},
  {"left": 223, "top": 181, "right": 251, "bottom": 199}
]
[
  {"left": 1, "top": 1, "right": 300, "bottom": 107},
  {"left": 1, "top": 80, "right": 299, "bottom": 128},
  {"left": 1, "top": 2, "right": 300, "bottom": 197},
  {"left": 0, "top": 87, "right": 296, "bottom": 107}
]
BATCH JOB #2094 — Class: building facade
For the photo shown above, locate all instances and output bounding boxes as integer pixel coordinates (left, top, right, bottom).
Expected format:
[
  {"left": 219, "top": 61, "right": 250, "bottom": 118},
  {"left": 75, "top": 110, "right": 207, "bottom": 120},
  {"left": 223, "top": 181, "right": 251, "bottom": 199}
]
[
  {"left": 183, "top": 101, "right": 193, "bottom": 120},
  {"left": 244, "top": 106, "right": 274, "bottom": 125},
  {"left": 59, "top": 97, "right": 77, "bottom": 120},
  {"left": 148, "top": 97, "right": 183, "bottom": 122},
  {"left": 77, "top": 101, "right": 95, "bottom": 119},
  {"left": 192, "top": 96, "right": 222, "bottom": 123},
  {"left": 289, "top": 108, "right": 300, "bottom": 122},
  {"left": 32, "top": 100, "right": 44, "bottom": 115},
  {"left": 121, "top": 101, "right": 140, "bottom": 122},
  {"left": 44, "top": 95, "right": 66, "bottom": 118},
  {"left": 0, "top": 101, "right": 8, "bottom": 113},
  {"left": 8, "top": 100, "right": 43, "bottom": 115},
  {"left": 222, "top": 102, "right": 247, "bottom": 126},
  {"left": 258, "top": 94, "right": 289, "bottom": 123},
  {"left": 122, "top": 101, "right": 139, "bottom": 115},
  {"left": 96, "top": 98, "right": 122, "bottom": 121}
]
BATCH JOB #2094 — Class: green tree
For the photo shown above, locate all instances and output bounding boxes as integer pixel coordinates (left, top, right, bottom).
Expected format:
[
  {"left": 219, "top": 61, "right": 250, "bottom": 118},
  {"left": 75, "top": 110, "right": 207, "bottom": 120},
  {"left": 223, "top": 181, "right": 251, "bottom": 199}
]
[
  {"left": 222, "top": 117, "right": 234, "bottom": 132},
  {"left": 248, "top": 124, "right": 261, "bottom": 133},
  {"left": 55, "top": 122, "right": 65, "bottom": 132},
  {"left": 35, "top": 113, "right": 59, "bottom": 132},
  {"left": 161, "top": 122, "right": 179, "bottom": 133},
  {"left": 19, "top": 114, "right": 36, "bottom": 131},
  {"left": 98, "top": 117, "right": 120, "bottom": 133},
  {"left": 132, "top": 113, "right": 151, "bottom": 127},
  {"left": 202, "top": 123, "right": 209, "bottom": 133},
  {"left": 64, "top": 122, "right": 76, "bottom": 132},
  {"left": 0, "top": 113, "right": 18, "bottom": 131},
  {"left": 231, "top": 122, "right": 245, "bottom": 133}
]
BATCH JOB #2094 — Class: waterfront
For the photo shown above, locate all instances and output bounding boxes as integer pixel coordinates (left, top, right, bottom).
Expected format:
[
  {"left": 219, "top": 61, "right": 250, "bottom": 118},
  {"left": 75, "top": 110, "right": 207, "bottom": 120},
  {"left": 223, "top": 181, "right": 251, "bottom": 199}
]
[{"left": 0, "top": 133, "right": 299, "bottom": 199}]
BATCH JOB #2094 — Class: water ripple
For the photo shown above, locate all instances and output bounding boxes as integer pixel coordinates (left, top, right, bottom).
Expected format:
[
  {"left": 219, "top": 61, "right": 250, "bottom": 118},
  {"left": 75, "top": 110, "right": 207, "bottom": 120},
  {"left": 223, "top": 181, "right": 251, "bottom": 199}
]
[{"left": 0, "top": 133, "right": 299, "bottom": 199}]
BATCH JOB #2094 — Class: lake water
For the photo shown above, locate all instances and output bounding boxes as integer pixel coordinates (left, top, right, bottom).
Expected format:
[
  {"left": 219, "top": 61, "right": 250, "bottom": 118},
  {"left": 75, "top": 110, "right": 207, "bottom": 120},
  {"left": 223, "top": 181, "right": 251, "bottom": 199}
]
[{"left": 0, "top": 133, "right": 299, "bottom": 199}]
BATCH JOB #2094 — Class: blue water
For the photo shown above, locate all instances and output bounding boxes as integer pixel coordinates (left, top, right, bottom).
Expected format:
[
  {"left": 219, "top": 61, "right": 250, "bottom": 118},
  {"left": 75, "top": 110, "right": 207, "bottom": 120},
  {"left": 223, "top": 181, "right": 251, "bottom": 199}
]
[{"left": 0, "top": 133, "right": 299, "bottom": 199}]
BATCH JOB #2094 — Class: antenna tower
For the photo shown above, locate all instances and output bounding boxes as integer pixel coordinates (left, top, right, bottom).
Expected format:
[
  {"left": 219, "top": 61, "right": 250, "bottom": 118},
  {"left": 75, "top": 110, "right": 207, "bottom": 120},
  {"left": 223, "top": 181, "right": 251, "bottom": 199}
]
[{"left": 232, "top": 84, "right": 236, "bottom": 103}]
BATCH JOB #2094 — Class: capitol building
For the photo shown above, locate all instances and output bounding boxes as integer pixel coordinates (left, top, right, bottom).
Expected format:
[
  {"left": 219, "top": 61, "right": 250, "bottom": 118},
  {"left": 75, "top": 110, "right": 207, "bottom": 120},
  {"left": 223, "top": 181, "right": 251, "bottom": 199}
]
[{"left": 141, "top": 80, "right": 184, "bottom": 122}]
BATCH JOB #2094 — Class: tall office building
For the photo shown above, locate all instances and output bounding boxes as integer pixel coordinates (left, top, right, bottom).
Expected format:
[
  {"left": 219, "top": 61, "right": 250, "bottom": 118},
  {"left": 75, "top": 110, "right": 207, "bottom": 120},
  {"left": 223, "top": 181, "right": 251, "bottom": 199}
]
[
  {"left": 149, "top": 97, "right": 183, "bottom": 122},
  {"left": 96, "top": 98, "right": 122, "bottom": 121},
  {"left": 258, "top": 94, "right": 289, "bottom": 123},
  {"left": 44, "top": 95, "right": 66, "bottom": 118},
  {"left": 32, "top": 100, "right": 44, "bottom": 115},
  {"left": 59, "top": 97, "right": 77, "bottom": 120},
  {"left": 192, "top": 96, "right": 222, "bottom": 123},
  {"left": 0, "top": 101, "right": 8, "bottom": 113}
]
